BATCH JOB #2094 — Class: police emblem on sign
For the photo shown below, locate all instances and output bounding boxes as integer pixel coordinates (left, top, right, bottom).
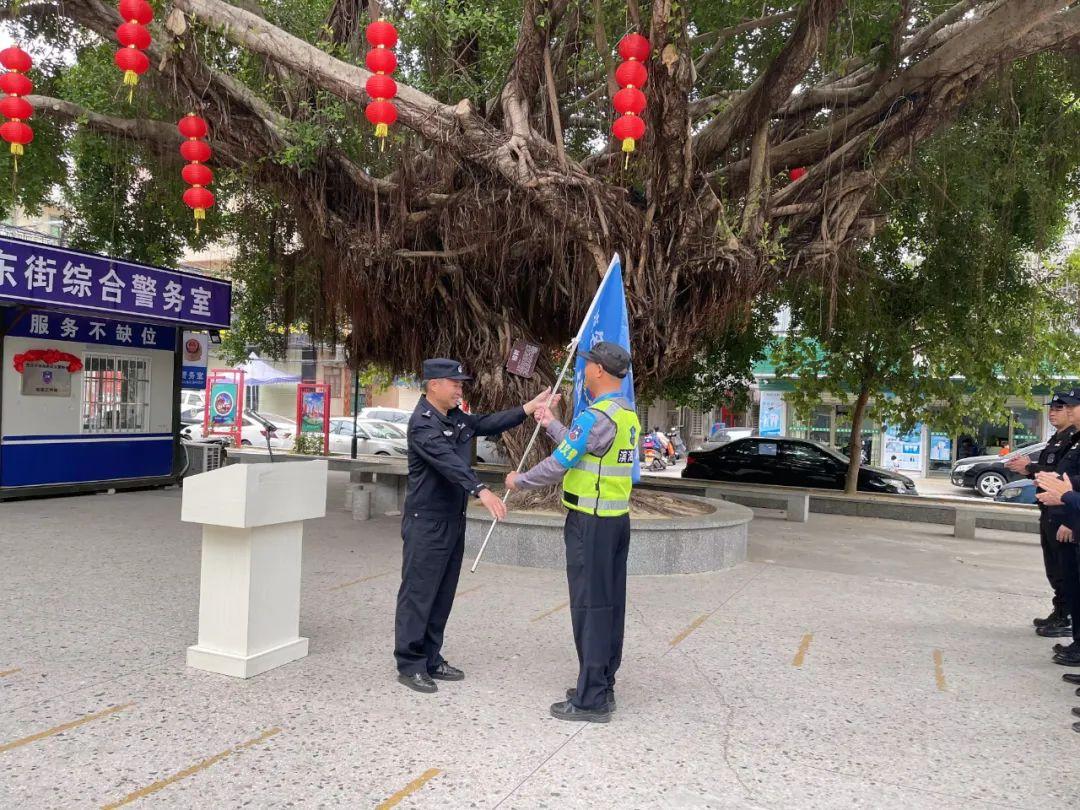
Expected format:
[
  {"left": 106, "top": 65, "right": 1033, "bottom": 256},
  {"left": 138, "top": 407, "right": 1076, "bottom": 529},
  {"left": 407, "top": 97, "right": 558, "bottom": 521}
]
[{"left": 618, "top": 449, "right": 634, "bottom": 464}]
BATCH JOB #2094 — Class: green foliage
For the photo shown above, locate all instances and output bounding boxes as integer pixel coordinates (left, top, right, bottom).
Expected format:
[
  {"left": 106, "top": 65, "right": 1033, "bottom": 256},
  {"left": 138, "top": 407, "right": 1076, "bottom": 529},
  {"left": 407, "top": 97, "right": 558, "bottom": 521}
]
[{"left": 292, "top": 432, "right": 326, "bottom": 455}]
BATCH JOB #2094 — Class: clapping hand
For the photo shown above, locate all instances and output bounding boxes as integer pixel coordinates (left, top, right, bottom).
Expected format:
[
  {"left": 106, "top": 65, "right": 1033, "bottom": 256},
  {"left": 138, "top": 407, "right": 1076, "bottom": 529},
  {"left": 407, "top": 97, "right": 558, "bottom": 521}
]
[
  {"left": 1004, "top": 456, "right": 1029, "bottom": 474},
  {"left": 1035, "top": 472, "right": 1073, "bottom": 506}
]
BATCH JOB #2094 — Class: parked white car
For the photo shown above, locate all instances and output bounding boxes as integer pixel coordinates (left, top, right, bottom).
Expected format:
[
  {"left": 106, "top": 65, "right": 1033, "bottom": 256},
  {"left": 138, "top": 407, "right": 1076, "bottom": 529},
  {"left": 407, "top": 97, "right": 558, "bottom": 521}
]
[
  {"left": 181, "top": 411, "right": 279, "bottom": 446},
  {"left": 249, "top": 411, "right": 297, "bottom": 449},
  {"left": 327, "top": 418, "right": 408, "bottom": 457},
  {"left": 358, "top": 406, "right": 411, "bottom": 424}
]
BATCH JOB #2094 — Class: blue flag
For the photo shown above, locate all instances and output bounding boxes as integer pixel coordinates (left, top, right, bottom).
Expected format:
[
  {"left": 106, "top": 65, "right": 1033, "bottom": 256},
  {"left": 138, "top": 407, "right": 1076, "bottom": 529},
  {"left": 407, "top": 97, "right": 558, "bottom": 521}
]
[{"left": 572, "top": 254, "right": 640, "bottom": 483}]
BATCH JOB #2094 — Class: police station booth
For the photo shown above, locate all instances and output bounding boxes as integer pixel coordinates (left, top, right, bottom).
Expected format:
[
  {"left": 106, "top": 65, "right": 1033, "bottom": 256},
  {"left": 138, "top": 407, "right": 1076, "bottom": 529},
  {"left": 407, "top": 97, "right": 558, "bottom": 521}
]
[{"left": 0, "top": 232, "right": 231, "bottom": 499}]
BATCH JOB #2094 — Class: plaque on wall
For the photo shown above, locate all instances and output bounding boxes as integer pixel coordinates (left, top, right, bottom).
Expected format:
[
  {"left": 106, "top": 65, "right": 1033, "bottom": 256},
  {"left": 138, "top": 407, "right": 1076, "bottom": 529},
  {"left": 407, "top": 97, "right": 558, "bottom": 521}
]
[{"left": 21, "top": 361, "right": 73, "bottom": 397}]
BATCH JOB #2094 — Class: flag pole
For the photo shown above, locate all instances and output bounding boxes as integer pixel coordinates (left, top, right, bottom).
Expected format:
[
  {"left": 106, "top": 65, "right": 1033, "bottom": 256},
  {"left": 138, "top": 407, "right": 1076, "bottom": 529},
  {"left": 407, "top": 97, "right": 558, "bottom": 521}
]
[{"left": 470, "top": 255, "right": 619, "bottom": 573}]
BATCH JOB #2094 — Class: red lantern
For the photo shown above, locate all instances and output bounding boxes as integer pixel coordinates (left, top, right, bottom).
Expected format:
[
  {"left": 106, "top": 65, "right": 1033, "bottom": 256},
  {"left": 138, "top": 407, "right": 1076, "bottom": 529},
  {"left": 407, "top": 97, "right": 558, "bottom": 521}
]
[
  {"left": 365, "top": 74, "right": 397, "bottom": 102},
  {"left": 114, "top": 46, "right": 149, "bottom": 94},
  {"left": 615, "top": 60, "right": 647, "bottom": 89},
  {"left": 0, "top": 72, "right": 32, "bottom": 96},
  {"left": 612, "top": 114, "right": 645, "bottom": 143},
  {"left": 366, "top": 20, "right": 398, "bottom": 48},
  {"left": 0, "top": 95, "right": 31, "bottom": 121},
  {"left": 0, "top": 47, "right": 32, "bottom": 73},
  {"left": 0, "top": 46, "right": 33, "bottom": 164},
  {"left": 117, "top": 22, "right": 151, "bottom": 50},
  {"left": 365, "top": 100, "right": 398, "bottom": 129},
  {"left": 183, "top": 186, "right": 215, "bottom": 214},
  {"left": 118, "top": 0, "right": 153, "bottom": 25},
  {"left": 613, "top": 34, "right": 649, "bottom": 159},
  {"left": 365, "top": 48, "right": 397, "bottom": 74},
  {"left": 182, "top": 163, "right": 213, "bottom": 186},
  {"left": 613, "top": 87, "right": 646, "bottom": 116},
  {"left": 617, "top": 33, "right": 651, "bottom": 62},
  {"left": 180, "top": 139, "right": 212, "bottom": 163},
  {"left": 1, "top": 120, "right": 33, "bottom": 154},
  {"left": 177, "top": 114, "right": 209, "bottom": 139},
  {"left": 364, "top": 19, "right": 399, "bottom": 147},
  {"left": 789, "top": 167, "right": 807, "bottom": 182}
]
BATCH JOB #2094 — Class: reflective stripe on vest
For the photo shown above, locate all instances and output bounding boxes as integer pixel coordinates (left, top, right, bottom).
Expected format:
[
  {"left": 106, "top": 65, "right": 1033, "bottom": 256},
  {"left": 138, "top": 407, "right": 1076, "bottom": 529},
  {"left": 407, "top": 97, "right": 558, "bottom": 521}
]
[{"left": 562, "top": 397, "right": 639, "bottom": 517}]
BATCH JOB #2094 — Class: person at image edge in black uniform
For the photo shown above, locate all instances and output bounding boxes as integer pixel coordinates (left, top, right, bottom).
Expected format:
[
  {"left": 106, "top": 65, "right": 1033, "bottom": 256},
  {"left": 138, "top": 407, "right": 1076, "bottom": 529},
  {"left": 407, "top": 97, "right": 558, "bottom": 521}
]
[
  {"left": 1034, "top": 387, "right": 1080, "bottom": 733},
  {"left": 1005, "top": 393, "right": 1079, "bottom": 637},
  {"left": 394, "top": 358, "right": 557, "bottom": 694}
]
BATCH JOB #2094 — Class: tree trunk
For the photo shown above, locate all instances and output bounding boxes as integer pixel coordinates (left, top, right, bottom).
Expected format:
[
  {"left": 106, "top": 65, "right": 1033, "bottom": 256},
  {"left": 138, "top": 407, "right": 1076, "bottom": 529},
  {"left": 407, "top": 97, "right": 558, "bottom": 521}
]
[{"left": 845, "top": 386, "right": 871, "bottom": 495}]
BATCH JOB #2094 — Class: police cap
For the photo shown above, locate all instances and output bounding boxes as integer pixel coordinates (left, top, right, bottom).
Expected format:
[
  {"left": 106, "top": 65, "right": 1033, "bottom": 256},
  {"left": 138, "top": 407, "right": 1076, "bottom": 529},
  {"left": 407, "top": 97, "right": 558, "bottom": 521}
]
[
  {"left": 422, "top": 358, "right": 473, "bottom": 382},
  {"left": 1057, "top": 388, "right": 1080, "bottom": 406},
  {"left": 578, "top": 341, "right": 631, "bottom": 379}
]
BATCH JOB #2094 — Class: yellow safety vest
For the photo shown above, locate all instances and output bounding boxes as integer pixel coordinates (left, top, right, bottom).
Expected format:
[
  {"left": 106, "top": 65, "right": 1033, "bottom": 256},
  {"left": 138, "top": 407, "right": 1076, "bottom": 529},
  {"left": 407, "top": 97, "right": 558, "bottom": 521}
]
[{"left": 562, "top": 398, "right": 639, "bottom": 517}]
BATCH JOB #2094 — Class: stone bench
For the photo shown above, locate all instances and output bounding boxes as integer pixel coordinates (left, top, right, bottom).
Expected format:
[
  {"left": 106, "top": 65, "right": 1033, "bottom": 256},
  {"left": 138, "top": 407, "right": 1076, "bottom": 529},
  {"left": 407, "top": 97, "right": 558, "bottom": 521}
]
[
  {"left": 636, "top": 477, "right": 810, "bottom": 523},
  {"left": 952, "top": 504, "right": 1041, "bottom": 539}
]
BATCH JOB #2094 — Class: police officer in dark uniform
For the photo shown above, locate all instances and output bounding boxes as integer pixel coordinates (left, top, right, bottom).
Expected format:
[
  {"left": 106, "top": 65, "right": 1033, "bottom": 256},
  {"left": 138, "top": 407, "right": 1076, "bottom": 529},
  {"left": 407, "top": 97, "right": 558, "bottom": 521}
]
[
  {"left": 394, "top": 358, "right": 555, "bottom": 693},
  {"left": 1007, "top": 393, "right": 1080, "bottom": 637}
]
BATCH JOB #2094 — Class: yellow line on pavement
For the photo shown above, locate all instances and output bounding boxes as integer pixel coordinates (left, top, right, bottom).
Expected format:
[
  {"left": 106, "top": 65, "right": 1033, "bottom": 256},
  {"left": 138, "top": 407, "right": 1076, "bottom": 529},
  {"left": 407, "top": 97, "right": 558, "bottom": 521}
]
[
  {"left": 933, "top": 649, "right": 947, "bottom": 692},
  {"left": 0, "top": 703, "right": 134, "bottom": 755},
  {"left": 670, "top": 614, "right": 709, "bottom": 648},
  {"left": 531, "top": 600, "right": 569, "bottom": 622},
  {"left": 792, "top": 633, "right": 813, "bottom": 668},
  {"left": 377, "top": 768, "right": 443, "bottom": 809},
  {"left": 329, "top": 569, "right": 394, "bottom": 591},
  {"left": 101, "top": 727, "right": 281, "bottom": 809},
  {"left": 456, "top": 585, "right": 484, "bottom": 598},
  {"left": 0, "top": 668, "right": 21, "bottom": 677}
]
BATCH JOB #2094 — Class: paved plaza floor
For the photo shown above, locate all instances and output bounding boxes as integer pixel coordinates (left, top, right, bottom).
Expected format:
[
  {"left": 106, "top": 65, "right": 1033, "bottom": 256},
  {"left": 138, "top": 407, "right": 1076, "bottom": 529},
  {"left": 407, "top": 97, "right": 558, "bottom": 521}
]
[{"left": 0, "top": 472, "right": 1074, "bottom": 808}]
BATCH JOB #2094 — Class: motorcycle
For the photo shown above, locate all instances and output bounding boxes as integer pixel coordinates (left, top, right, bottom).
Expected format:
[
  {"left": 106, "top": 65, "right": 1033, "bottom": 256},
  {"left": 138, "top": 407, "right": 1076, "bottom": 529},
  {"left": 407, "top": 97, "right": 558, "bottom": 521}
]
[
  {"left": 667, "top": 426, "right": 688, "bottom": 460},
  {"left": 641, "top": 433, "right": 668, "bottom": 472}
]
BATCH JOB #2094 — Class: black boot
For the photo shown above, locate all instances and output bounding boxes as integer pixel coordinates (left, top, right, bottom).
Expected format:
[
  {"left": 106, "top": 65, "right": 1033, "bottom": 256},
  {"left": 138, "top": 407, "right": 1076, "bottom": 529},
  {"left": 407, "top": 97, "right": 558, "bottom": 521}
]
[
  {"left": 1036, "top": 614, "right": 1073, "bottom": 637},
  {"left": 1035, "top": 607, "right": 1065, "bottom": 628},
  {"left": 566, "top": 687, "right": 616, "bottom": 712},
  {"left": 549, "top": 700, "right": 611, "bottom": 723}
]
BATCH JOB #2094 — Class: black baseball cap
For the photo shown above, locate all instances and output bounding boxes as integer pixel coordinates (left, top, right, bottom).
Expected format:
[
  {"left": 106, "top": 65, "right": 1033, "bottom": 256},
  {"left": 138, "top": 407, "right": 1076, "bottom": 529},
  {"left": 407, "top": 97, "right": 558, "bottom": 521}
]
[
  {"left": 422, "top": 358, "right": 472, "bottom": 381},
  {"left": 1057, "top": 388, "right": 1080, "bottom": 406},
  {"left": 578, "top": 341, "right": 631, "bottom": 379}
]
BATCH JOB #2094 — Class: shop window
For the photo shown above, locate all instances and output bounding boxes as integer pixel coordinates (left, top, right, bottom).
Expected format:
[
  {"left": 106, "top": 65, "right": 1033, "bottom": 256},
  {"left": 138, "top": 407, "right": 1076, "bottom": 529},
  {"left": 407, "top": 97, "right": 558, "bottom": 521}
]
[
  {"left": 324, "top": 367, "right": 343, "bottom": 399},
  {"left": 81, "top": 353, "right": 150, "bottom": 433}
]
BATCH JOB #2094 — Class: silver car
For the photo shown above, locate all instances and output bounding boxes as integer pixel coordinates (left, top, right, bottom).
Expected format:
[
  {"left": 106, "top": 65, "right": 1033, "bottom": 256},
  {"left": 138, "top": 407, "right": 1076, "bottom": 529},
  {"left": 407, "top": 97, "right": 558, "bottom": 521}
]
[{"left": 327, "top": 418, "right": 408, "bottom": 456}]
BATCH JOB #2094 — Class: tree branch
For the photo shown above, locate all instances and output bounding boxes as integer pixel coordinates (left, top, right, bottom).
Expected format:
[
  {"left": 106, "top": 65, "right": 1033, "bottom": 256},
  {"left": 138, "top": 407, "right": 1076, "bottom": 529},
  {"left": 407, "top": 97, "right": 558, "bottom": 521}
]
[{"left": 693, "top": 0, "right": 846, "bottom": 168}]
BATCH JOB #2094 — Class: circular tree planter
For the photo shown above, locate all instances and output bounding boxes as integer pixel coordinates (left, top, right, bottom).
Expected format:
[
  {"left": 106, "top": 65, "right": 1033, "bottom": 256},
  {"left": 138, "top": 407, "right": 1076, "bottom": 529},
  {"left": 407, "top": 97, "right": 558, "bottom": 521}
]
[{"left": 465, "top": 495, "right": 751, "bottom": 575}]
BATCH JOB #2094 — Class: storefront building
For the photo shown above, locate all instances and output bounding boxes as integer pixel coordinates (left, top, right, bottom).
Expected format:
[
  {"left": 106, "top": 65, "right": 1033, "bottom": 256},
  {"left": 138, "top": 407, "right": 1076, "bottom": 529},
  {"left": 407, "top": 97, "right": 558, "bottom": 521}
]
[
  {"left": 0, "top": 233, "right": 231, "bottom": 498},
  {"left": 754, "top": 370, "right": 1054, "bottom": 477}
]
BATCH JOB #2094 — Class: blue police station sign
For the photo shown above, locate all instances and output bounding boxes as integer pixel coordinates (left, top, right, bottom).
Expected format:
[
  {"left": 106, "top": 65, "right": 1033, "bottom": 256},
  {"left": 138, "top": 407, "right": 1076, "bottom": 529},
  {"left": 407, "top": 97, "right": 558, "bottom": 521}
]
[
  {"left": 0, "top": 236, "right": 231, "bottom": 329},
  {"left": 2, "top": 308, "right": 177, "bottom": 351}
]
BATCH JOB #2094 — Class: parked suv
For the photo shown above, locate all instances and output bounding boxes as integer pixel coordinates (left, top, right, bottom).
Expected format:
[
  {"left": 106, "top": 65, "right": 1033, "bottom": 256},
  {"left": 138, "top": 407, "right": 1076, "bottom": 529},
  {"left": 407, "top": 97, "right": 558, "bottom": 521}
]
[{"left": 950, "top": 442, "right": 1044, "bottom": 498}]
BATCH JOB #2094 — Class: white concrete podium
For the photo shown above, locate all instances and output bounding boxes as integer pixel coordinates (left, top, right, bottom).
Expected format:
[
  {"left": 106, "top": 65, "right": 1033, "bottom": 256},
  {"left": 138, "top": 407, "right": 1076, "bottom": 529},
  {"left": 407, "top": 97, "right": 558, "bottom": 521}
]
[{"left": 181, "top": 460, "right": 328, "bottom": 678}]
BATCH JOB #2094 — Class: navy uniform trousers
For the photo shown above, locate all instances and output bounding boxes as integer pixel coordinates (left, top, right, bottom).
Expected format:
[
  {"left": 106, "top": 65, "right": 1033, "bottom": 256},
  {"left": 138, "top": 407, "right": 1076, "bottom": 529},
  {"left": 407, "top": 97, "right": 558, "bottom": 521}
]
[
  {"left": 394, "top": 514, "right": 466, "bottom": 675},
  {"left": 565, "top": 509, "right": 631, "bottom": 711}
]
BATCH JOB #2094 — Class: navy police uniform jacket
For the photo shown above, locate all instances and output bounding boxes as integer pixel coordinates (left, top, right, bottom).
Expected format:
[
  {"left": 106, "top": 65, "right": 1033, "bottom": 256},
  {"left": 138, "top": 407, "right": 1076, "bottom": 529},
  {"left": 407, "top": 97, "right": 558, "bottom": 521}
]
[{"left": 403, "top": 396, "right": 526, "bottom": 518}]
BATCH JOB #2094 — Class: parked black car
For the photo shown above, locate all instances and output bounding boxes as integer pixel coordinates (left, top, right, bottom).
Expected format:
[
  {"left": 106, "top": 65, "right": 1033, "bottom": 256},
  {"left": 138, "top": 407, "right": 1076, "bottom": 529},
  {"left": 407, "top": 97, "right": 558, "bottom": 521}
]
[
  {"left": 682, "top": 436, "right": 917, "bottom": 494},
  {"left": 950, "top": 442, "right": 1044, "bottom": 498}
]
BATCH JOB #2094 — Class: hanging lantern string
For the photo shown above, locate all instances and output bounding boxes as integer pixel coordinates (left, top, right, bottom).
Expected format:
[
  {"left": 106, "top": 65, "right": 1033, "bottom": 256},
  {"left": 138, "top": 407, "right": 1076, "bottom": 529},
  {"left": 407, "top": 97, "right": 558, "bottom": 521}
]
[
  {"left": 364, "top": 18, "right": 399, "bottom": 150},
  {"left": 612, "top": 33, "right": 650, "bottom": 169}
]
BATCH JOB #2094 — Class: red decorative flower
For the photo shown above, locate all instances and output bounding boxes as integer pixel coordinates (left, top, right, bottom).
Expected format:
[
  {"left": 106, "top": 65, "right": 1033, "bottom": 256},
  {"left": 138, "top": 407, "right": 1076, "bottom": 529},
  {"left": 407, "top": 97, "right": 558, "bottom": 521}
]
[{"left": 13, "top": 349, "right": 83, "bottom": 373}]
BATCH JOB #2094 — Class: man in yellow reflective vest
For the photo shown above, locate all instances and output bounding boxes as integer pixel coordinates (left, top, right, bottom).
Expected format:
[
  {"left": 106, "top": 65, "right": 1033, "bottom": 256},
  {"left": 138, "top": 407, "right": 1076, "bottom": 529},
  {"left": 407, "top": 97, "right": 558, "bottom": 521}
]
[{"left": 506, "top": 341, "right": 639, "bottom": 723}]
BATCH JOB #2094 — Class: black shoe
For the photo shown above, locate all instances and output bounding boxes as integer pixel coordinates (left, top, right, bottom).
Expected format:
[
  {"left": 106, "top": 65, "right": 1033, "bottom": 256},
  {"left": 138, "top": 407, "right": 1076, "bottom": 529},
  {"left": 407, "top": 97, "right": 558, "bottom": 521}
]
[
  {"left": 429, "top": 662, "right": 464, "bottom": 681},
  {"left": 1075, "top": 687, "right": 1080, "bottom": 697},
  {"left": 1065, "top": 673, "right": 1080, "bottom": 685},
  {"left": 1035, "top": 608, "right": 1066, "bottom": 628},
  {"left": 1074, "top": 722, "right": 1080, "bottom": 734},
  {"left": 1053, "top": 650, "right": 1080, "bottom": 667},
  {"left": 1072, "top": 707, "right": 1080, "bottom": 718},
  {"left": 398, "top": 672, "right": 438, "bottom": 693},
  {"left": 549, "top": 699, "right": 610, "bottom": 723},
  {"left": 1037, "top": 618, "right": 1073, "bottom": 638},
  {"left": 566, "top": 687, "right": 616, "bottom": 712}
]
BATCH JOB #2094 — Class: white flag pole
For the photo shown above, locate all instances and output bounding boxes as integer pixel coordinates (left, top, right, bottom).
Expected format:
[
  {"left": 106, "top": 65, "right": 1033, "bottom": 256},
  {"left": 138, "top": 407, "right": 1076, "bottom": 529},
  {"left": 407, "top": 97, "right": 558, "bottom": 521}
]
[{"left": 470, "top": 254, "right": 620, "bottom": 572}]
